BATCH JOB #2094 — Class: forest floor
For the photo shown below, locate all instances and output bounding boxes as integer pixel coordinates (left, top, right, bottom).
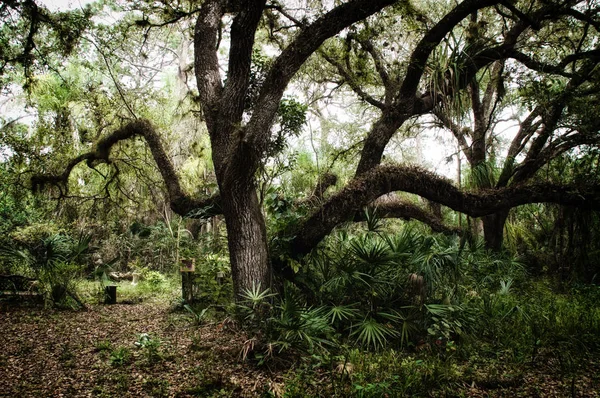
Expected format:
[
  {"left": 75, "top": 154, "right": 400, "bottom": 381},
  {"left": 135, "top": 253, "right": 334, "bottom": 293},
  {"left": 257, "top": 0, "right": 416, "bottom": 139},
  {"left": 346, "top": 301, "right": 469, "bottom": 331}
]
[{"left": 1, "top": 300, "right": 599, "bottom": 397}]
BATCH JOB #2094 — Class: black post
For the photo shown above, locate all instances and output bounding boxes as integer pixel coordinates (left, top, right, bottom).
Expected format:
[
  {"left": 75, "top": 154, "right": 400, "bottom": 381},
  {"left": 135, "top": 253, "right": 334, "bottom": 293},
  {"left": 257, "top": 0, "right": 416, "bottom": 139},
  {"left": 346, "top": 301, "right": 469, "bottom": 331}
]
[{"left": 104, "top": 285, "right": 117, "bottom": 304}]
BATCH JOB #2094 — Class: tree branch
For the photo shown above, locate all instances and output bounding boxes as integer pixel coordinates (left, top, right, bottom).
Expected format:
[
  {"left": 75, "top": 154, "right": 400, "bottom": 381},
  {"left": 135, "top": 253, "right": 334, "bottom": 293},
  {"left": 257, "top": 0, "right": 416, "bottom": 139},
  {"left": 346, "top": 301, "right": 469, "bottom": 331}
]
[
  {"left": 507, "top": 49, "right": 600, "bottom": 78},
  {"left": 193, "top": 0, "right": 224, "bottom": 132},
  {"left": 246, "top": 0, "right": 397, "bottom": 154},
  {"left": 291, "top": 164, "right": 600, "bottom": 255},
  {"left": 398, "top": 0, "right": 502, "bottom": 100},
  {"left": 432, "top": 109, "right": 473, "bottom": 163},
  {"left": 353, "top": 33, "right": 394, "bottom": 103},
  {"left": 31, "top": 120, "right": 221, "bottom": 218},
  {"left": 319, "top": 50, "right": 386, "bottom": 110},
  {"left": 512, "top": 130, "right": 600, "bottom": 184}
]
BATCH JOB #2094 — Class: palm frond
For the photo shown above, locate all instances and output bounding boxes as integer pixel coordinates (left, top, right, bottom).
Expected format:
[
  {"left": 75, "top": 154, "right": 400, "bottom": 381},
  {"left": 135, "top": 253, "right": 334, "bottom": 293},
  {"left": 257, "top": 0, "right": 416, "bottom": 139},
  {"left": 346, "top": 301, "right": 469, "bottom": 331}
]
[
  {"left": 326, "top": 304, "right": 360, "bottom": 324},
  {"left": 351, "top": 317, "right": 398, "bottom": 350}
]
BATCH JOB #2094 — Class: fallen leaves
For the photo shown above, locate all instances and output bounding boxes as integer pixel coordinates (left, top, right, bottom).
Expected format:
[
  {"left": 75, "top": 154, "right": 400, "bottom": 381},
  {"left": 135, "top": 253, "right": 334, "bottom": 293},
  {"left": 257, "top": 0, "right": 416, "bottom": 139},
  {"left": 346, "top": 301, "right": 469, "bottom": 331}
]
[{"left": 0, "top": 302, "right": 277, "bottom": 397}]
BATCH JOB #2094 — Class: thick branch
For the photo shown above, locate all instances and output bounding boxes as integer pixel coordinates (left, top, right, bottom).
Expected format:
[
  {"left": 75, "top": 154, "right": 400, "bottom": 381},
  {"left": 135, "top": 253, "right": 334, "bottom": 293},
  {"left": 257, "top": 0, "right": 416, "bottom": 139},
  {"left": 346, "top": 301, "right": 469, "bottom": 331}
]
[
  {"left": 398, "top": 0, "right": 502, "bottom": 100},
  {"left": 194, "top": 0, "right": 224, "bottom": 132},
  {"left": 291, "top": 164, "right": 600, "bottom": 255},
  {"left": 356, "top": 7, "right": 530, "bottom": 176},
  {"left": 31, "top": 120, "right": 220, "bottom": 218},
  {"left": 311, "top": 172, "right": 338, "bottom": 201},
  {"left": 220, "top": 1, "right": 266, "bottom": 124}
]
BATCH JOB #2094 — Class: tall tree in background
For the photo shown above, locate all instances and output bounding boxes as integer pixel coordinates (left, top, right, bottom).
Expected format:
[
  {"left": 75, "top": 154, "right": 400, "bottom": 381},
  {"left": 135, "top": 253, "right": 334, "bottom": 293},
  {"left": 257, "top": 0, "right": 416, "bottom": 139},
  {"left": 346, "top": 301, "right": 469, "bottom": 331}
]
[{"left": 431, "top": 8, "right": 600, "bottom": 250}]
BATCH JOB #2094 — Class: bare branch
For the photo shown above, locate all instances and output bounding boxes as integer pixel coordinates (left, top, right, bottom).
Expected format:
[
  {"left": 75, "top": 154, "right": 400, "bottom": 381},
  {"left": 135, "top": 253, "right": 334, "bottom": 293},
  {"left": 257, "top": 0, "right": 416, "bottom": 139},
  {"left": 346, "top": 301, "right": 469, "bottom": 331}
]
[{"left": 319, "top": 50, "right": 386, "bottom": 110}]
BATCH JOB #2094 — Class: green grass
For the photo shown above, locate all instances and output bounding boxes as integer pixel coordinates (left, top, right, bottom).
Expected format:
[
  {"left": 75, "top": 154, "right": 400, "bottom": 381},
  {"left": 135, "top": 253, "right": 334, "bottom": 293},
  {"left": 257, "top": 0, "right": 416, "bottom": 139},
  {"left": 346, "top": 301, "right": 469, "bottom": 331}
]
[{"left": 77, "top": 273, "right": 181, "bottom": 304}]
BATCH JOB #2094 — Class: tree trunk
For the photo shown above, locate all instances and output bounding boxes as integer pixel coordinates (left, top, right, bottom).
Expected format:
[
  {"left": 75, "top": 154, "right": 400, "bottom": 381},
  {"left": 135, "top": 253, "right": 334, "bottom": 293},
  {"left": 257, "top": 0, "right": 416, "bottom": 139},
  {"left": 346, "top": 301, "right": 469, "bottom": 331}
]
[
  {"left": 482, "top": 210, "right": 509, "bottom": 251},
  {"left": 220, "top": 181, "right": 271, "bottom": 299}
]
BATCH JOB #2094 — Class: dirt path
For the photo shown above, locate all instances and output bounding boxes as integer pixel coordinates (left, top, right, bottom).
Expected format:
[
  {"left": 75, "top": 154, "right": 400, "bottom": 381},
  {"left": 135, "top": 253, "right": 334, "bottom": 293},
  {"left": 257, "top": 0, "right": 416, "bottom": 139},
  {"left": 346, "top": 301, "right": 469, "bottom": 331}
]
[{"left": 0, "top": 302, "right": 275, "bottom": 397}]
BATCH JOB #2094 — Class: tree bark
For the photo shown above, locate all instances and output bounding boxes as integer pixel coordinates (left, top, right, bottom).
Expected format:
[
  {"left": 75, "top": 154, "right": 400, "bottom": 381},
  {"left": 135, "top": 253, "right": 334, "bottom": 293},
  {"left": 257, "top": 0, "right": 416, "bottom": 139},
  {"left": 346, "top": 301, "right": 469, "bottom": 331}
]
[
  {"left": 482, "top": 210, "right": 509, "bottom": 251},
  {"left": 219, "top": 179, "right": 271, "bottom": 298}
]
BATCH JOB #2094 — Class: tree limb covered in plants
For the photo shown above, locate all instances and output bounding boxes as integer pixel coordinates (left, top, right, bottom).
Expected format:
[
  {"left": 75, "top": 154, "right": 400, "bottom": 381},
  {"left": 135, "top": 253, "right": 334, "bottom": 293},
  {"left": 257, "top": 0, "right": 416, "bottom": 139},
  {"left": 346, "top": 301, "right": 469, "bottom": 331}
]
[
  {"left": 291, "top": 165, "right": 600, "bottom": 255},
  {"left": 31, "top": 120, "right": 220, "bottom": 218}
]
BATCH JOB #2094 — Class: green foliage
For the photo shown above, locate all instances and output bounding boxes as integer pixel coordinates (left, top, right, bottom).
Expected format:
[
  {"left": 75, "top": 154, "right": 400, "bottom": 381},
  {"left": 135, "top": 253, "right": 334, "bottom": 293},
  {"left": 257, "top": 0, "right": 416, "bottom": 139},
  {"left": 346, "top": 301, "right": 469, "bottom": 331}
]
[
  {"left": 267, "top": 98, "right": 308, "bottom": 156},
  {"left": 95, "top": 340, "right": 113, "bottom": 352},
  {"left": 0, "top": 224, "right": 90, "bottom": 306},
  {"left": 293, "top": 225, "right": 525, "bottom": 350},
  {"left": 145, "top": 270, "right": 166, "bottom": 290},
  {"left": 235, "top": 283, "right": 335, "bottom": 362},
  {"left": 184, "top": 304, "right": 209, "bottom": 325},
  {"left": 191, "top": 248, "right": 233, "bottom": 305},
  {"left": 109, "top": 347, "right": 131, "bottom": 367},
  {"left": 135, "top": 333, "right": 162, "bottom": 363},
  {"left": 264, "top": 187, "right": 310, "bottom": 269},
  {"left": 0, "top": 3, "right": 94, "bottom": 89},
  {"left": 465, "top": 159, "right": 499, "bottom": 189},
  {"left": 351, "top": 317, "right": 398, "bottom": 351}
]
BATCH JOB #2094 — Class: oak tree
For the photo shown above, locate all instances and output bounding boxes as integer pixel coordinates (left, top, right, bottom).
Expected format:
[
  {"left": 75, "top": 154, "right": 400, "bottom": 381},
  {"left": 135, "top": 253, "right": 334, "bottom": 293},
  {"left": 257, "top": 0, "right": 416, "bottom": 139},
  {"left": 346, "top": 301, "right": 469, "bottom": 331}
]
[{"left": 15, "top": 0, "right": 600, "bottom": 297}]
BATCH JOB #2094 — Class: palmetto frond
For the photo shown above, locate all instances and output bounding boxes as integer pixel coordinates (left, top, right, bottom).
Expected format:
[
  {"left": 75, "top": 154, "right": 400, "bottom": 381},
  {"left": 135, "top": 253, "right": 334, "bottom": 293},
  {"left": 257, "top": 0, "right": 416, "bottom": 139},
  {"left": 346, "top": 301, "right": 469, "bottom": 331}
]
[{"left": 351, "top": 317, "right": 398, "bottom": 350}]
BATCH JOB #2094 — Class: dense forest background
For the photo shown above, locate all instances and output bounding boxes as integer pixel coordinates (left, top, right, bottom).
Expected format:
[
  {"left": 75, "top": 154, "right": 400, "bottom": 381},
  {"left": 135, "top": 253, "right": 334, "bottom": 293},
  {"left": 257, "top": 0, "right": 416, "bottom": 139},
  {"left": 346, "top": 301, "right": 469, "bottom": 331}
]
[{"left": 1, "top": 0, "right": 600, "bottom": 396}]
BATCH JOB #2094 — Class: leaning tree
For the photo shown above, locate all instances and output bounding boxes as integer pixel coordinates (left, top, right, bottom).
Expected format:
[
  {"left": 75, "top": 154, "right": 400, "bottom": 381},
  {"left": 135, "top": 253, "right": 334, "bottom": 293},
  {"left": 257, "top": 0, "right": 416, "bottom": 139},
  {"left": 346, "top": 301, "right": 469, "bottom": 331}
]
[{"left": 10, "top": 0, "right": 600, "bottom": 297}]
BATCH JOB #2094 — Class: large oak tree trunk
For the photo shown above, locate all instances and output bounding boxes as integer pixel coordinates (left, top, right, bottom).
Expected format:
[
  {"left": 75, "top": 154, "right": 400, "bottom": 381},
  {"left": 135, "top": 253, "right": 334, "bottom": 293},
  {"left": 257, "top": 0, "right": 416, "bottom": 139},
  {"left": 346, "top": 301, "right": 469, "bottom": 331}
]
[
  {"left": 482, "top": 210, "right": 509, "bottom": 251},
  {"left": 220, "top": 179, "right": 271, "bottom": 298}
]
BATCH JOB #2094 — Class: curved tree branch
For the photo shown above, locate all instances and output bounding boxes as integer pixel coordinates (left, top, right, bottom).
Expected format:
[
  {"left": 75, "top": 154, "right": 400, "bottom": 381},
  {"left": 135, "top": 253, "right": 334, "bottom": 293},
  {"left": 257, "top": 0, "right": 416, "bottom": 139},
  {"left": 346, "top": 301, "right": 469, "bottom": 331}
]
[
  {"left": 398, "top": 0, "right": 502, "bottom": 100},
  {"left": 291, "top": 164, "right": 600, "bottom": 255},
  {"left": 246, "top": 0, "right": 398, "bottom": 154},
  {"left": 31, "top": 120, "right": 221, "bottom": 218}
]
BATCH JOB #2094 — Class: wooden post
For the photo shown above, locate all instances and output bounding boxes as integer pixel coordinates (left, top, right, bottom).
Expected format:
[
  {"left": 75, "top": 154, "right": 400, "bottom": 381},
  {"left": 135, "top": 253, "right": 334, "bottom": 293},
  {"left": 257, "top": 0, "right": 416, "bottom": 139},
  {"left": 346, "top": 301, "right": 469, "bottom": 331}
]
[{"left": 180, "top": 259, "right": 195, "bottom": 303}]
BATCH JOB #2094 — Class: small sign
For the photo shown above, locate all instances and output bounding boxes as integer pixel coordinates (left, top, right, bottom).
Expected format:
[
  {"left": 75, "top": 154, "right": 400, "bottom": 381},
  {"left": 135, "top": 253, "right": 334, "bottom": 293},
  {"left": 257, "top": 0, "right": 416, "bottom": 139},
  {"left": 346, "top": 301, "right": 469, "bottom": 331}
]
[{"left": 180, "top": 258, "right": 195, "bottom": 272}]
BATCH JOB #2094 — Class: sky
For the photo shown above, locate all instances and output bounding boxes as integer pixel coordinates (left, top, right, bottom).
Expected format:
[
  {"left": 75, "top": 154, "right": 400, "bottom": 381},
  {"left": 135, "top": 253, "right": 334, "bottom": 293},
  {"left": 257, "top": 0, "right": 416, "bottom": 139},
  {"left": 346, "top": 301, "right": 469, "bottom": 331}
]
[{"left": 39, "top": 0, "right": 95, "bottom": 11}]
